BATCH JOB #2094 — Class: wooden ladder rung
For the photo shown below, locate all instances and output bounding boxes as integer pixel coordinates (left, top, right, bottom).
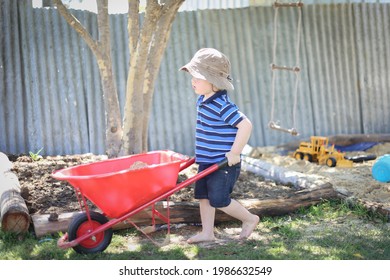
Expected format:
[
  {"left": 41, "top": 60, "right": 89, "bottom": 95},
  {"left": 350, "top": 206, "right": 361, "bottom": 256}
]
[
  {"left": 273, "top": 2, "right": 303, "bottom": 8},
  {"left": 268, "top": 121, "right": 299, "bottom": 136},
  {"left": 271, "top": 64, "right": 300, "bottom": 72}
]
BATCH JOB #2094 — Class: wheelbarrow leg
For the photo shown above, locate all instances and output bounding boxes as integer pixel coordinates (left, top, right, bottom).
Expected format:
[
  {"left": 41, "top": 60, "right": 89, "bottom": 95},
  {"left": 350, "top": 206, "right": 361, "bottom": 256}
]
[{"left": 128, "top": 198, "right": 172, "bottom": 247}]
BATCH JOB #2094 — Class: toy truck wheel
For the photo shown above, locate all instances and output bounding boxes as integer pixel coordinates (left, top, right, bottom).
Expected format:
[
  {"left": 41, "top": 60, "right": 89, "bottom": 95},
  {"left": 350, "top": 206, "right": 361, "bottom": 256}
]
[
  {"left": 68, "top": 211, "right": 113, "bottom": 254},
  {"left": 294, "top": 152, "right": 303, "bottom": 160},
  {"left": 326, "top": 157, "right": 337, "bottom": 167},
  {"left": 303, "top": 154, "right": 313, "bottom": 162}
]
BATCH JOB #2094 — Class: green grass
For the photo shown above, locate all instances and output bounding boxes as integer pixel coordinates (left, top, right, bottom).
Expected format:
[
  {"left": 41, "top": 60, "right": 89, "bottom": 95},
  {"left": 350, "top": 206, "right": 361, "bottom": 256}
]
[{"left": 1, "top": 199, "right": 389, "bottom": 260}]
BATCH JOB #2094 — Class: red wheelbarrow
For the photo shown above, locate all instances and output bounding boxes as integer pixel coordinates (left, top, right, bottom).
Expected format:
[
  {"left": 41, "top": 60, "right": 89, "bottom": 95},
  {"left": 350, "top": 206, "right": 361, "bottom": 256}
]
[{"left": 52, "top": 150, "right": 227, "bottom": 254}]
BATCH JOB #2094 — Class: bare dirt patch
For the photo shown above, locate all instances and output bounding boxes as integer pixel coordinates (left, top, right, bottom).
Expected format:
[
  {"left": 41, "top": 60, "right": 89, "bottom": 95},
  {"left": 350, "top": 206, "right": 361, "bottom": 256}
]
[
  {"left": 9, "top": 153, "right": 295, "bottom": 216},
  {"left": 6, "top": 141, "right": 390, "bottom": 246},
  {"left": 254, "top": 142, "right": 390, "bottom": 213},
  {"left": 8, "top": 142, "right": 390, "bottom": 217}
]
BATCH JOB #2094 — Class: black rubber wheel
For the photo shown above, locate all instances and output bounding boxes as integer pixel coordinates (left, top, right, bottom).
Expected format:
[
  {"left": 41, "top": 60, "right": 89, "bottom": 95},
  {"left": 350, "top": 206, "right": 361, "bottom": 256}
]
[
  {"left": 303, "top": 154, "right": 313, "bottom": 162},
  {"left": 68, "top": 211, "right": 113, "bottom": 254},
  {"left": 326, "top": 157, "right": 337, "bottom": 167},
  {"left": 294, "top": 152, "right": 304, "bottom": 160}
]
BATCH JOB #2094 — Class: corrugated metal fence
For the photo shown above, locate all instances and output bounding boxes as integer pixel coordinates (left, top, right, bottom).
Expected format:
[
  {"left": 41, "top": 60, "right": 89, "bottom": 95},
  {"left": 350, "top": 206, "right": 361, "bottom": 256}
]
[{"left": 1, "top": 0, "right": 389, "bottom": 156}]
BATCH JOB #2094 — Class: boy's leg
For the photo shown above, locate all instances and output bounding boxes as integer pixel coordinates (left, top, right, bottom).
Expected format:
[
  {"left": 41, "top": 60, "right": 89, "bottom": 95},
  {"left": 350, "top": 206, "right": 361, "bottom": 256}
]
[
  {"left": 187, "top": 199, "right": 216, "bottom": 243},
  {"left": 219, "top": 199, "right": 259, "bottom": 239}
]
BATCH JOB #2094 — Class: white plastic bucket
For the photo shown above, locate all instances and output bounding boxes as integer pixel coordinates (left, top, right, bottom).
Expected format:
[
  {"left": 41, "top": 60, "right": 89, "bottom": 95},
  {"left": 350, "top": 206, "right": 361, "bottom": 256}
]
[{"left": 372, "top": 154, "right": 390, "bottom": 183}]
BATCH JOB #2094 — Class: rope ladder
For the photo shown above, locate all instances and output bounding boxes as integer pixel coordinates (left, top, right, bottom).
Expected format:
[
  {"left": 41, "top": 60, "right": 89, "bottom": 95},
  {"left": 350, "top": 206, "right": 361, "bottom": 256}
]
[{"left": 268, "top": 1, "right": 304, "bottom": 136}]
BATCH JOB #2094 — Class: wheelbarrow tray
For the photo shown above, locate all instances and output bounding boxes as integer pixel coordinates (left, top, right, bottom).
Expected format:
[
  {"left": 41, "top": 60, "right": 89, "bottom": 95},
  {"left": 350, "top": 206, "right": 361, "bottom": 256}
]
[{"left": 52, "top": 150, "right": 188, "bottom": 218}]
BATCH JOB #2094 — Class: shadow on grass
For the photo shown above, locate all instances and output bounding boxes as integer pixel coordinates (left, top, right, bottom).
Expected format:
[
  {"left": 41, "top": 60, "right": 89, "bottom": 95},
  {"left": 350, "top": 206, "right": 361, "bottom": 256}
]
[{"left": 1, "top": 200, "right": 389, "bottom": 260}]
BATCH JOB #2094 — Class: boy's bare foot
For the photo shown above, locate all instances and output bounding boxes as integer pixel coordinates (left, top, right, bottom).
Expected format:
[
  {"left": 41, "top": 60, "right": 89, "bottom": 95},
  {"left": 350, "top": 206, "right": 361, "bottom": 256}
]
[
  {"left": 187, "top": 232, "right": 216, "bottom": 244},
  {"left": 239, "top": 215, "right": 260, "bottom": 239}
]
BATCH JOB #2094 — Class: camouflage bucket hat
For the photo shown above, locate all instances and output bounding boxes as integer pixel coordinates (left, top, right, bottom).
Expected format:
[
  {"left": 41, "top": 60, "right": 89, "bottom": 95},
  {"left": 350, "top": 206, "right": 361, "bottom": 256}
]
[{"left": 179, "top": 48, "right": 234, "bottom": 91}]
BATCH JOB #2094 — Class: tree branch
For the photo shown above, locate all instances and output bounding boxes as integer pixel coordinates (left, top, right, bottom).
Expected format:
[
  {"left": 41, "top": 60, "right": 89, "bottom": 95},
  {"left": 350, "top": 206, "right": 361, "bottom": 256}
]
[
  {"left": 53, "top": 0, "right": 100, "bottom": 57},
  {"left": 137, "top": 0, "right": 162, "bottom": 61},
  {"left": 147, "top": 0, "right": 183, "bottom": 83},
  {"left": 141, "top": 0, "right": 184, "bottom": 149},
  {"left": 96, "top": 0, "right": 110, "bottom": 55},
  {"left": 127, "top": 0, "right": 162, "bottom": 89},
  {"left": 128, "top": 0, "right": 140, "bottom": 57}
]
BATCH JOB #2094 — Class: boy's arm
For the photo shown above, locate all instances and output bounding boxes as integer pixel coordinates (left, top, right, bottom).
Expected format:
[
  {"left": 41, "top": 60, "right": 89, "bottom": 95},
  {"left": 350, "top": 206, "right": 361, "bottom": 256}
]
[{"left": 226, "top": 118, "right": 252, "bottom": 166}]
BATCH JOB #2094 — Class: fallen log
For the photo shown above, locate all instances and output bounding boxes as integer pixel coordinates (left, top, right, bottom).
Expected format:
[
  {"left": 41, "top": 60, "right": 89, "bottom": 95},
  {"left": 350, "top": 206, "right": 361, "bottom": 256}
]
[
  {"left": 31, "top": 183, "right": 336, "bottom": 237},
  {"left": 238, "top": 183, "right": 336, "bottom": 216},
  {"left": 337, "top": 194, "right": 390, "bottom": 220},
  {"left": 1, "top": 189, "right": 30, "bottom": 233},
  {"left": 0, "top": 152, "right": 30, "bottom": 233},
  {"left": 328, "top": 134, "right": 390, "bottom": 146},
  {"left": 274, "top": 134, "right": 390, "bottom": 153}
]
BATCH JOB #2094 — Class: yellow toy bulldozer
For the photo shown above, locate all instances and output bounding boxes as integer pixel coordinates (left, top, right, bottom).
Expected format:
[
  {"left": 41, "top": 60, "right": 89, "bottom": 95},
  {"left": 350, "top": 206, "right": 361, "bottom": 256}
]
[{"left": 293, "top": 136, "right": 353, "bottom": 167}]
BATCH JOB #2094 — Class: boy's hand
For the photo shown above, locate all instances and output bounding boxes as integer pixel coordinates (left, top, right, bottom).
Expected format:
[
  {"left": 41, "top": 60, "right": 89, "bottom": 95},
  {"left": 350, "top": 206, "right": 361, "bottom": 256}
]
[{"left": 225, "top": 151, "right": 241, "bottom": 166}]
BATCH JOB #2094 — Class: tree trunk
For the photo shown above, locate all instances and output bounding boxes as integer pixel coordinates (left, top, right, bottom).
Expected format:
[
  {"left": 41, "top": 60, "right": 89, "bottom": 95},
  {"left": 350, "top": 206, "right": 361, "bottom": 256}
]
[
  {"left": 55, "top": 0, "right": 185, "bottom": 157},
  {"left": 0, "top": 154, "right": 30, "bottom": 234},
  {"left": 141, "top": 0, "right": 184, "bottom": 150},
  {"left": 122, "top": 1, "right": 162, "bottom": 155},
  {"left": 96, "top": 0, "right": 123, "bottom": 157},
  {"left": 54, "top": 0, "right": 123, "bottom": 158},
  {"left": 122, "top": 54, "right": 146, "bottom": 154},
  {"left": 121, "top": 0, "right": 184, "bottom": 155},
  {"left": 98, "top": 60, "right": 123, "bottom": 157}
]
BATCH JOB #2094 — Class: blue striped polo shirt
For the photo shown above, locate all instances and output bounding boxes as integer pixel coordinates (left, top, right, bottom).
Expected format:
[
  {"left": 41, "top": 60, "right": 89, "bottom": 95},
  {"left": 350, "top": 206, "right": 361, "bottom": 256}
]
[{"left": 195, "top": 90, "right": 245, "bottom": 164}]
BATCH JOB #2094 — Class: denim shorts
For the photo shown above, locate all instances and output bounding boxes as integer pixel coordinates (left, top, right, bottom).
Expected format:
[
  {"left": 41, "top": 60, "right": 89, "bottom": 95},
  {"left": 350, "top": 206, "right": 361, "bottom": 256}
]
[{"left": 194, "top": 162, "right": 241, "bottom": 208}]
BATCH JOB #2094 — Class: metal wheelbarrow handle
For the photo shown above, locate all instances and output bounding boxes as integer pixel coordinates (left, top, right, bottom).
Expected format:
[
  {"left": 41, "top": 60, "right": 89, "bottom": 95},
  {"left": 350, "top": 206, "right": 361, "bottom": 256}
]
[{"left": 176, "top": 157, "right": 229, "bottom": 192}]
